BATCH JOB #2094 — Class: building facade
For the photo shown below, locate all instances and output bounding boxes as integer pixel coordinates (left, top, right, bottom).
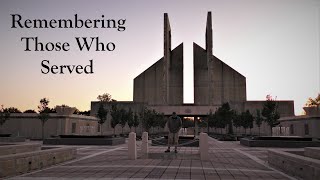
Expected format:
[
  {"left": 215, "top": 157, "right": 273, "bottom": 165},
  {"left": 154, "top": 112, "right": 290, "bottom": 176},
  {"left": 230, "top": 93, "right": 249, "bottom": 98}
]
[{"left": 91, "top": 12, "right": 295, "bottom": 136}]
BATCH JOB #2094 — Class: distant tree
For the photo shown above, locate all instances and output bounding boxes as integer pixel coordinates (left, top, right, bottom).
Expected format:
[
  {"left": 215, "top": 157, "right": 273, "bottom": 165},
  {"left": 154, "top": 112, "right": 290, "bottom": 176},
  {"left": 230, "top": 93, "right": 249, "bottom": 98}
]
[
  {"left": 126, "top": 108, "right": 134, "bottom": 132},
  {"left": 96, "top": 103, "right": 108, "bottom": 135},
  {"left": 80, "top": 110, "right": 91, "bottom": 116},
  {"left": 255, "top": 109, "right": 264, "bottom": 136},
  {"left": 183, "top": 118, "right": 194, "bottom": 128},
  {"left": 0, "top": 105, "right": 10, "bottom": 133},
  {"left": 119, "top": 109, "right": 127, "bottom": 134},
  {"left": 305, "top": 93, "right": 320, "bottom": 107},
  {"left": 110, "top": 105, "right": 120, "bottom": 136},
  {"left": 232, "top": 111, "right": 241, "bottom": 134},
  {"left": 248, "top": 112, "right": 254, "bottom": 135},
  {"left": 38, "top": 98, "right": 50, "bottom": 140},
  {"left": 150, "top": 110, "right": 158, "bottom": 133},
  {"left": 214, "top": 111, "right": 227, "bottom": 134},
  {"left": 197, "top": 117, "right": 208, "bottom": 128},
  {"left": 73, "top": 108, "right": 91, "bottom": 116},
  {"left": 24, "top": 109, "right": 36, "bottom": 113},
  {"left": 157, "top": 113, "right": 167, "bottom": 129},
  {"left": 153, "top": 112, "right": 166, "bottom": 133},
  {"left": 4, "top": 107, "right": 21, "bottom": 113},
  {"left": 97, "top": 93, "right": 112, "bottom": 102},
  {"left": 207, "top": 110, "right": 215, "bottom": 133},
  {"left": 262, "top": 95, "right": 280, "bottom": 136},
  {"left": 239, "top": 112, "right": 247, "bottom": 134},
  {"left": 141, "top": 108, "right": 154, "bottom": 133},
  {"left": 73, "top": 108, "right": 80, "bottom": 114},
  {"left": 240, "top": 110, "right": 254, "bottom": 135},
  {"left": 132, "top": 112, "right": 140, "bottom": 133},
  {"left": 215, "top": 103, "right": 233, "bottom": 134},
  {"left": 47, "top": 108, "right": 56, "bottom": 113}
]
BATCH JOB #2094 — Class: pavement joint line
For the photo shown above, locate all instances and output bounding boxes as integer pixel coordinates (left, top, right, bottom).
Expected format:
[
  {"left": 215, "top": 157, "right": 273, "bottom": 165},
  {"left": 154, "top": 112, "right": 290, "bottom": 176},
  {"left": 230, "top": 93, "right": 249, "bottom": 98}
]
[
  {"left": 12, "top": 146, "right": 124, "bottom": 178},
  {"left": 234, "top": 148, "right": 298, "bottom": 180},
  {"left": 57, "top": 165, "right": 277, "bottom": 174},
  {"left": 208, "top": 137, "right": 223, "bottom": 143},
  {"left": 77, "top": 146, "right": 92, "bottom": 150},
  {"left": 77, "top": 153, "right": 92, "bottom": 155}
]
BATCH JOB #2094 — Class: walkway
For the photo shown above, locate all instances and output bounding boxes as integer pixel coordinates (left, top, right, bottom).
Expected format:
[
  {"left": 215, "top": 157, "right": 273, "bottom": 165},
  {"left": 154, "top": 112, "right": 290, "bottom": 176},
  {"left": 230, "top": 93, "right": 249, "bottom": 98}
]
[{"left": 9, "top": 137, "right": 298, "bottom": 180}]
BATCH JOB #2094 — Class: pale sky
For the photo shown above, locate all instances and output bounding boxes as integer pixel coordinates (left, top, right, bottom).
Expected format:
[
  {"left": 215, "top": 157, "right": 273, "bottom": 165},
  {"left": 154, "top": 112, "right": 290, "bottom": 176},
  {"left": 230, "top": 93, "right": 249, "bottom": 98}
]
[{"left": 0, "top": 0, "right": 319, "bottom": 115}]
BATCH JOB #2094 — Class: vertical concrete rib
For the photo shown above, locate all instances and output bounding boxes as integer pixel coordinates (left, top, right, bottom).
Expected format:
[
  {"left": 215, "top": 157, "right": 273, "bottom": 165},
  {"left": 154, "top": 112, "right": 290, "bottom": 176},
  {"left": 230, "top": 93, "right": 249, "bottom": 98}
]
[
  {"left": 206, "top": 12, "right": 214, "bottom": 105},
  {"left": 163, "top": 13, "right": 171, "bottom": 105}
]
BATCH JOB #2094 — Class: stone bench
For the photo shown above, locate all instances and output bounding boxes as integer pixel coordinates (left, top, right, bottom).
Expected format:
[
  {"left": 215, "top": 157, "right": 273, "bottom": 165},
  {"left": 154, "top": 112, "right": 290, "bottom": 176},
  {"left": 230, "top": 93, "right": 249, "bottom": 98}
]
[
  {"left": 0, "top": 143, "right": 41, "bottom": 156},
  {"left": 305, "top": 147, "right": 320, "bottom": 160},
  {"left": 268, "top": 149, "right": 320, "bottom": 180},
  {"left": 0, "top": 146, "right": 76, "bottom": 178},
  {"left": 0, "top": 137, "right": 26, "bottom": 142},
  {"left": 44, "top": 137, "right": 125, "bottom": 145},
  {"left": 240, "top": 138, "right": 320, "bottom": 147}
]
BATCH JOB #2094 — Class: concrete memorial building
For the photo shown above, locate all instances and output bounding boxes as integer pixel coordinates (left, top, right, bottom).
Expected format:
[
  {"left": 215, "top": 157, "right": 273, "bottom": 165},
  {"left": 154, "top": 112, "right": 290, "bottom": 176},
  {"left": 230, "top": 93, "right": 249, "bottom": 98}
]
[{"left": 91, "top": 12, "right": 295, "bottom": 135}]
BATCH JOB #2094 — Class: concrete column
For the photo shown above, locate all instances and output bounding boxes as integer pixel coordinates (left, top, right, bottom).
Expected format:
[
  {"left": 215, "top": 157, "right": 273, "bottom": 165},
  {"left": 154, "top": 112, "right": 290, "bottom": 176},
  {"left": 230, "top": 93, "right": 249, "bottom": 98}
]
[
  {"left": 141, "top": 132, "right": 148, "bottom": 154},
  {"left": 128, "top": 132, "right": 137, "bottom": 160},
  {"left": 195, "top": 117, "right": 199, "bottom": 138},
  {"left": 199, "top": 133, "right": 209, "bottom": 161}
]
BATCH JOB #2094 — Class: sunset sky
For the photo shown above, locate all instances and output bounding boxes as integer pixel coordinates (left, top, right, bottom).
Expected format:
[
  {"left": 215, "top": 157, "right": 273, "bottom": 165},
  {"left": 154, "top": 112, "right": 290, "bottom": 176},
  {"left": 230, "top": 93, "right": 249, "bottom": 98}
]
[{"left": 0, "top": 0, "right": 319, "bottom": 115}]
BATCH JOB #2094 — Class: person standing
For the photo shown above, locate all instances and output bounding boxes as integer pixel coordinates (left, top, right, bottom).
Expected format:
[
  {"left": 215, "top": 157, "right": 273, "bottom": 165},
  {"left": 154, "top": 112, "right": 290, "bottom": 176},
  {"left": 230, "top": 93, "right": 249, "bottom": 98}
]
[{"left": 165, "top": 112, "right": 182, "bottom": 153}]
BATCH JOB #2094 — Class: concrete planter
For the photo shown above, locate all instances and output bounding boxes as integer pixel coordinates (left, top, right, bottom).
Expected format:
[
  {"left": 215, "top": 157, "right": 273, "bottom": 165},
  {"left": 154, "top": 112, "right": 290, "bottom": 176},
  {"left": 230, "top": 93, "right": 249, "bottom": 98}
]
[
  {"left": 0, "top": 146, "right": 76, "bottom": 178},
  {"left": 268, "top": 148, "right": 320, "bottom": 180},
  {"left": 240, "top": 137, "right": 320, "bottom": 148},
  {"left": 0, "top": 143, "right": 41, "bottom": 156},
  {"left": 0, "top": 137, "right": 26, "bottom": 142},
  {"left": 44, "top": 137, "right": 125, "bottom": 145},
  {"left": 303, "top": 106, "right": 320, "bottom": 116},
  {"left": 56, "top": 106, "right": 76, "bottom": 115}
]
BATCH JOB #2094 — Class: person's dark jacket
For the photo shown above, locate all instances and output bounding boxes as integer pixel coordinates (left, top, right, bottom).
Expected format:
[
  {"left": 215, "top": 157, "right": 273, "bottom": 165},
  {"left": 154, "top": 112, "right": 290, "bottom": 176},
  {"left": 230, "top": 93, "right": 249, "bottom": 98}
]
[{"left": 167, "top": 115, "right": 182, "bottom": 133}]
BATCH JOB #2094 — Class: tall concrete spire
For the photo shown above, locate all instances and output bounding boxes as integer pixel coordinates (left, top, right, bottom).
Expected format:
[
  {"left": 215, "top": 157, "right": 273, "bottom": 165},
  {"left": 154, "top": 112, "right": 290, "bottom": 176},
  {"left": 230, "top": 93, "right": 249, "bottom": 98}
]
[
  {"left": 206, "top": 11, "right": 212, "bottom": 56},
  {"left": 206, "top": 12, "right": 215, "bottom": 105},
  {"left": 163, "top": 13, "right": 171, "bottom": 104}
]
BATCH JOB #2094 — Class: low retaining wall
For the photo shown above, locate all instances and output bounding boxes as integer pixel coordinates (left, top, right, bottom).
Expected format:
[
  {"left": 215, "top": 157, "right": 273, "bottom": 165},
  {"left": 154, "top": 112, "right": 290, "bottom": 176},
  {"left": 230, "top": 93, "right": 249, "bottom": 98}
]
[
  {"left": 0, "top": 137, "right": 26, "bottom": 142},
  {"left": 305, "top": 147, "right": 320, "bottom": 160},
  {"left": 0, "top": 143, "right": 41, "bottom": 156},
  {"left": 268, "top": 149, "right": 320, "bottom": 180},
  {"left": 240, "top": 138, "right": 320, "bottom": 147},
  {"left": 0, "top": 146, "right": 76, "bottom": 178},
  {"left": 43, "top": 137, "right": 125, "bottom": 145}
]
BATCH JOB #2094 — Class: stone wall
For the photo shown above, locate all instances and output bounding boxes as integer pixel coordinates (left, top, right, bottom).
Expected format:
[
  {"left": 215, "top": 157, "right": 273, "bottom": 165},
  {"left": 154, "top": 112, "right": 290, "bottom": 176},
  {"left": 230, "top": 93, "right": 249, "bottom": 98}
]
[
  {"left": 0, "top": 143, "right": 41, "bottom": 156},
  {"left": 0, "top": 146, "right": 76, "bottom": 178},
  {"left": 305, "top": 147, "right": 320, "bottom": 160},
  {"left": 268, "top": 149, "right": 320, "bottom": 180},
  {"left": 0, "top": 113, "right": 99, "bottom": 139},
  {"left": 244, "top": 100, "right": 295, "bottom": 117},
  {"left": 279, "top": 115, "right": 320, "bottom": 138}
]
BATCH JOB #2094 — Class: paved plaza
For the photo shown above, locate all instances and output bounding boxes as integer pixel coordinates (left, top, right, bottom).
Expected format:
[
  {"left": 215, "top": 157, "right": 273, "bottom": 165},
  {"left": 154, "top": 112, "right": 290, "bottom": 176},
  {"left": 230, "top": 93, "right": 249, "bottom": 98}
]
[{"left": 8, "top": 137, "right": 298, "bottom": 180}]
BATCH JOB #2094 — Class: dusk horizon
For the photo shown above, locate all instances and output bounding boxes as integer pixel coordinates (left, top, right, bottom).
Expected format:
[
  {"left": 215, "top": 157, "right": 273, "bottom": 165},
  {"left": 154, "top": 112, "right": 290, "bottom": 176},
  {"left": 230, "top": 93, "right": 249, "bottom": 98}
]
[{"left": 1, "top": 0, "right": 319, "bottom": 115}]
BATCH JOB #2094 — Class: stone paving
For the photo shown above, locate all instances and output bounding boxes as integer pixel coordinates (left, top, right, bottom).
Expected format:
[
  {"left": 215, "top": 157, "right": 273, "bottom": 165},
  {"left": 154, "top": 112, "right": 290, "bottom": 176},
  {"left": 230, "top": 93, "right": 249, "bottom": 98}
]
[{"left": 8, "top": 137, "right": 299, "bottom": 180}]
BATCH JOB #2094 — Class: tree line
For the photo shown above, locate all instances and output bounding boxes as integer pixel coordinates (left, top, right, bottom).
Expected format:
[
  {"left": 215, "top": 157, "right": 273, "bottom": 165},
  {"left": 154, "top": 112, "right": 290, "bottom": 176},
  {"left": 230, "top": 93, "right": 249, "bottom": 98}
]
[
  {"left": 207, "top": 95, "right": 280, "bottom": 136},
  {"left": 96, "top": 102, "right": 167, "bottom": 136}
]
